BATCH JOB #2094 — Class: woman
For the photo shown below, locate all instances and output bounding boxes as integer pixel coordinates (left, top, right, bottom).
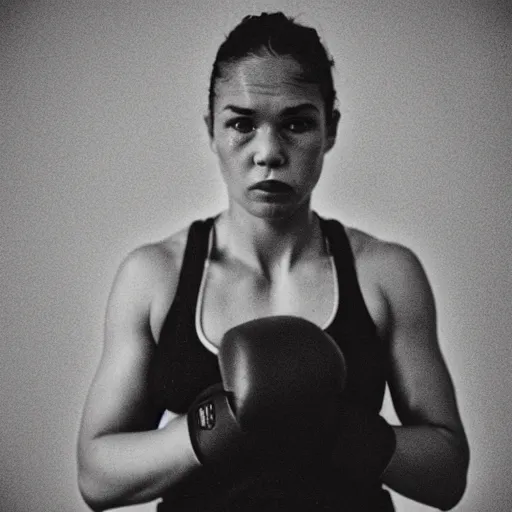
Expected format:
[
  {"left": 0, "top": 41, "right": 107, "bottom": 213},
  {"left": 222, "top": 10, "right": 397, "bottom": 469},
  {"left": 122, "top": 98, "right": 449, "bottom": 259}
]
[{"left": 77, "top": 12, "right": 469, "bottom": 511}]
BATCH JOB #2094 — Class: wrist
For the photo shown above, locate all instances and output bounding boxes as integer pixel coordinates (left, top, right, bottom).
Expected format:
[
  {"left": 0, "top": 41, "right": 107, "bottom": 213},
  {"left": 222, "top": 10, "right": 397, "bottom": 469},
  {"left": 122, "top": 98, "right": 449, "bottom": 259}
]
[
  {"left": 183, "top": 414, "right": 202, "bottom": 469},
  {"left": 187, "top": 384, "right": 249, "bottom": 468}
]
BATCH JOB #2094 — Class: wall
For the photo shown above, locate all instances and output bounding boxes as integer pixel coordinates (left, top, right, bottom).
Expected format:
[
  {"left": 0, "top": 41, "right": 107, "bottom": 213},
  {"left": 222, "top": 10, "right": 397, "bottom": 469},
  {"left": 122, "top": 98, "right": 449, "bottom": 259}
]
[{"left": 1, "top": 1, "right": 511, "bottom": 510}]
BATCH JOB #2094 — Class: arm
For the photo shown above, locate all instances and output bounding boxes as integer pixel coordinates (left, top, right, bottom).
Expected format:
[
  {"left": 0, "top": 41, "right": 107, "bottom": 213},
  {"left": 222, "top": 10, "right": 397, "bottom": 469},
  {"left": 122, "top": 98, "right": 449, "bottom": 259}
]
[
  {"left": 378, "top": 244, "right": 470, "bottom": 510},
  {"left": 77, "top": 246, "right": 200, "bottom": 511}
]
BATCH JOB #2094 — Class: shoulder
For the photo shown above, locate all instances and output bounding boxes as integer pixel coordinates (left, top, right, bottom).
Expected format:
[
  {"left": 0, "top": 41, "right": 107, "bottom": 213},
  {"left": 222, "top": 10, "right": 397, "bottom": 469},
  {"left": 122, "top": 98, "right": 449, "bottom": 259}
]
[
  {"left": 116, "top": 227, "right": 189, "bottom": 291},
  {"left": 107, "top": 225, "right": 192, "bottom": 330},
  {"left": 345, "top": 227, "right": 425, "bottom": 277},
  {"left": 344, "top": 226, "right": 434, "bottom": 317}
]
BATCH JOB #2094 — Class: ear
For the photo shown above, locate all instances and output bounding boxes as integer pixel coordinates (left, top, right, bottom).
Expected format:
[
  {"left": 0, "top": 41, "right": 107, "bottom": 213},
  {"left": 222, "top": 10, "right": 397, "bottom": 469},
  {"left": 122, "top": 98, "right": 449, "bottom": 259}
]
[
  {"left": 204, "top": 113, "right": 217, "bottom": 153},
  {"left": 325, "top": 109, "right": 340, "bottom": 153}
]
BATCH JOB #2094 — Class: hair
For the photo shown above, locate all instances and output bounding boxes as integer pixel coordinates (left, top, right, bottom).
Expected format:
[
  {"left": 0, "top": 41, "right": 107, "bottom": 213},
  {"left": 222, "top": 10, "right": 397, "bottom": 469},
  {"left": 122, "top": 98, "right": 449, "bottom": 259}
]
[{"left": 208, "top": 12, "right": 337, "bottom": 127}]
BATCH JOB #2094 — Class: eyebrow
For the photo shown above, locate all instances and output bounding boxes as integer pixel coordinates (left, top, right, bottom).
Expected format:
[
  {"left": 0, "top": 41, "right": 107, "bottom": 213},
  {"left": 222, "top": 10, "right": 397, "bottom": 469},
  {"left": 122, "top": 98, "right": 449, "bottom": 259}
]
[{"left": 223, "top": 103, "right": 320, "bottom": 116}]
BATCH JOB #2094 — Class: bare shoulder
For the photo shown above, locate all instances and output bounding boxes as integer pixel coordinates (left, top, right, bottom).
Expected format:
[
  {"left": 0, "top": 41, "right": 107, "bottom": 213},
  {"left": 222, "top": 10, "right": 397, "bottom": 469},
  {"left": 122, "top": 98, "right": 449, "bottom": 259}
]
[
  {"left": 346, "top": 226, "right": 425, "bottom": 275},
  {"left": 345, "top": 226, "right": 433, "bottom": 312},
  {"left": 109, "top": 225, "right": 192, "bottom": 340},
  {"left": 115, "top": 228, "right": 187, "bottom": 291}
]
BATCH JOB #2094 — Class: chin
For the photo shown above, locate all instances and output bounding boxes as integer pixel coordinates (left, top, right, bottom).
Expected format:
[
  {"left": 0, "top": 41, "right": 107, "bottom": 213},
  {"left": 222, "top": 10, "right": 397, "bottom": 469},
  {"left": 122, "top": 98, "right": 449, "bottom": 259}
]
[{"left": 247, "top": 201, "right": 308, "bottom": 222}]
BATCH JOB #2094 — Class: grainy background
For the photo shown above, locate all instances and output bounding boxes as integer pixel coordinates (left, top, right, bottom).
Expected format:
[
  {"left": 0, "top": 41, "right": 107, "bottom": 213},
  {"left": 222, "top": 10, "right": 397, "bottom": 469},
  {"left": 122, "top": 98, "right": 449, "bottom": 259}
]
[{"left": 1, "top": 1, "right": 511, "bottom": 510}]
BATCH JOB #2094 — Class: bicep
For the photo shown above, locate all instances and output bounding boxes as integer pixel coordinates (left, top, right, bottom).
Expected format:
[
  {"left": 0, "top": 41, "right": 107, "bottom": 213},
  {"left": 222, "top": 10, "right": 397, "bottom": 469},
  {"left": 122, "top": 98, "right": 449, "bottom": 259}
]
[
  {"left": 383, "top": 247, "right": 465, "bottom": 436},
  {"left": 388, "top": 321, "right": 462, "bottom": 433},
  {"left": 78, "top": 253, "right": 163, "bottom": 454}
]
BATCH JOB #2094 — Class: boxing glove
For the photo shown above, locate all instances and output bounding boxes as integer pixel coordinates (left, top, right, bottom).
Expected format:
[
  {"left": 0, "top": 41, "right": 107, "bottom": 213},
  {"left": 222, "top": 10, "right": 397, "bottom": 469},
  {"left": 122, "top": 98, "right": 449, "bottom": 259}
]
[
  {"left": 218, "top": 315, "right": 347, "bottom": 465},
  {"left": 219, "top": 315, "right": 395, "bottom": 482},
  {"left": 187, "top": 383, "right": 255, "bottom": 468},
  {"left": 189, "top": 315, "right": 395, "bottom": 483},
  {"left": 188, "top": 315, "right": 346, "bottom": 468},
  {"left": 219, "top": 315, "right": 346, "bottom": 430}
]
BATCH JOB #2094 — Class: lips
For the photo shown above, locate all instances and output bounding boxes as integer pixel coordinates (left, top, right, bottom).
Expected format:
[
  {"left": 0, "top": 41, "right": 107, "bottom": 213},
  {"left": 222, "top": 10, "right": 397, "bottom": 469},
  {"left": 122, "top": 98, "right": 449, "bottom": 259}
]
[{"left": 251, "top": 180, "right": 293, "bottom": 194}]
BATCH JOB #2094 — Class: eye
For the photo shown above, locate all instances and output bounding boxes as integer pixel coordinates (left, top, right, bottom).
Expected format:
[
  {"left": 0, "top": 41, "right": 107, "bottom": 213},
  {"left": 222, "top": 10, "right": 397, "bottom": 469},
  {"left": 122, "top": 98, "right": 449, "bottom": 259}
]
[
  {"left": 284, "top": 118, "right": 314, "bottom": 133},
  {"left": 226, "top": 118, "right": 255, "bottom": 134}
]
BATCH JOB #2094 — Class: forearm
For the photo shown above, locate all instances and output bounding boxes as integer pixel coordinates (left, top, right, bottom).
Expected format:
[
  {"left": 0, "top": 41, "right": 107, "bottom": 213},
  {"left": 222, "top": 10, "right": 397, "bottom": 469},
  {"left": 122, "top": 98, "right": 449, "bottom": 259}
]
[
  {"left": 78, "top": 415, "right": 200, "bottom": 510},
  {"left": 382, "top": 425, "right": 469, "bottom": 510}
]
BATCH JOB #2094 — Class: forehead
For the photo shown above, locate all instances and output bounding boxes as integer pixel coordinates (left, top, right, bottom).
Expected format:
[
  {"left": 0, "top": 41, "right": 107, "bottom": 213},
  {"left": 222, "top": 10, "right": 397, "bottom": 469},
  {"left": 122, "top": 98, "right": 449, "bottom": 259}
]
[{"left": 214, "top": 56, "right": 324, "bottom": 113}]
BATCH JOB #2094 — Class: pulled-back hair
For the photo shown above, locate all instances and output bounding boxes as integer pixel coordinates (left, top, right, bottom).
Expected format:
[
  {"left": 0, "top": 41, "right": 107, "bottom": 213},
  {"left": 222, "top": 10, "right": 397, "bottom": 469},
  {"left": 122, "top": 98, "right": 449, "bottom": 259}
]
[{"left": 208, "top": 12, "right": 337, "bottom": 123}]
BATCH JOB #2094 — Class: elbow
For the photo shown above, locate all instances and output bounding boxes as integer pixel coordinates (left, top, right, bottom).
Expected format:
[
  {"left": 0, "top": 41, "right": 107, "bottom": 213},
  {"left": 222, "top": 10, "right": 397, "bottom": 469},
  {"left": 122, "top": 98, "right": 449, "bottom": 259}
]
[
  {"left": 438, "top": 445, "right": 470, "bottom": 510},
  {"left": 438, "top": 480, "right": 466, "bottom": 510},
  {"left": 438, "top": 475, "right": 467, "bottom": 510},
  {"left": 77, "top": 446, "right": 118, "bottom": 511},
  {"left": 78, "top": 468, "right": 124, "bottom": 512},
  {"left": 419, "top": 469, "right": 467, "bottom": 511},
  {"left": 433, "top": 426, "right": 470, "bottom": 510},
  {"left": 77, "top": 443, "right": 101, "bottom": 510},
  {"left": 78, "top": 469, "right": 107, "bottom": 511}
]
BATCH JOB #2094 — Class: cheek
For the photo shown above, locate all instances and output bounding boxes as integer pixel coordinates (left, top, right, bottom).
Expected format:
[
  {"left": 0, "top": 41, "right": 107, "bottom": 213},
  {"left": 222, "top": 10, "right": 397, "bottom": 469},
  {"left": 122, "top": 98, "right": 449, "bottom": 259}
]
[
  {"left": 216, "top": 141, "right": 252, "bottom": 179},
  {"left": 291, "top": 138, "right": 326, "bottom": 186},
  {"left": 215, "top": 145, "right": 246, "bottom": 187},
  {"left": 215, "top": 132, "right": 244, "bottom": 158},
  {"left": 293, "top": 136, "right": 326, "bottom": 164}
]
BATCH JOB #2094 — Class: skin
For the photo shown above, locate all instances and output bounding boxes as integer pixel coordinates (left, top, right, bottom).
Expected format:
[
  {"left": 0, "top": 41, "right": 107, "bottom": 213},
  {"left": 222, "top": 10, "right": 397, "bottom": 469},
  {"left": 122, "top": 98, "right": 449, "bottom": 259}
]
[{"left": 77, "top": 54, "right": 469, "bottom": 511}]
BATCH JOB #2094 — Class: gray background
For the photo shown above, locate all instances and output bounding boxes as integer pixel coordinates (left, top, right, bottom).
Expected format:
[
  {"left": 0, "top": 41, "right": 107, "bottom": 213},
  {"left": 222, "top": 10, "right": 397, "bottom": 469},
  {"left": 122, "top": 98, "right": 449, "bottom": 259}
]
[{"left": 1, "top": 0, "right": 511, "bottom": 510}]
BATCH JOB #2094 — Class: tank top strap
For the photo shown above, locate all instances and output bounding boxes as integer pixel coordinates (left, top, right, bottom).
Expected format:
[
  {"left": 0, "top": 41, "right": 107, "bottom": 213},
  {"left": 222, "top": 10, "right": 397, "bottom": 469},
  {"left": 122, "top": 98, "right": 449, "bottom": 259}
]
[
  {"left": 319, "top": 216, "right": 357, "bottom": 277},
  {"left": 172, "top": 217, "right": 215, "bottom": 321},
  {"left": 169, "top": 216, "right": 215, "bottom": 364},
  {"left": 320, "top": 215, "right": 377, "bottom": 337},
  {"left": 150, "top": 216, "right": 219, "bottom": 414},
  {"left": 319, "top": 216, "right": 387, "bottom": 411}
]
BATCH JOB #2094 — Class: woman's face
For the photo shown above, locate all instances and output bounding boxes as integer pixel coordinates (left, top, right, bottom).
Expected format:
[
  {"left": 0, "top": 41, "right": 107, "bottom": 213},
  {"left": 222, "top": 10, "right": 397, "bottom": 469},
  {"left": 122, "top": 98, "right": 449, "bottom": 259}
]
[{"left": 208, "top": 55, "right": 338, "bottom": 220}]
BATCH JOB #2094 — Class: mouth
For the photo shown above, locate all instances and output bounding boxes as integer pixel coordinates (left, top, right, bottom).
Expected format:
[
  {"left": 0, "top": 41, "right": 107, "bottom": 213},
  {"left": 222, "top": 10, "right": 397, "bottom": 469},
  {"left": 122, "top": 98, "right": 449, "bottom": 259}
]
[{"left": 250, "top": 180, "right": 294, "bottom": 194}]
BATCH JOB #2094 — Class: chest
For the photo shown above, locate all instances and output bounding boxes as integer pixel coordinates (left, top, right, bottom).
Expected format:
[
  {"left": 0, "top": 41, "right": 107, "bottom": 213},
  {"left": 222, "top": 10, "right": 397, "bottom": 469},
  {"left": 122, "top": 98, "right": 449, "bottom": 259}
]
[{"left": 198, "top": 255, "right": 388, "bottom": 346}]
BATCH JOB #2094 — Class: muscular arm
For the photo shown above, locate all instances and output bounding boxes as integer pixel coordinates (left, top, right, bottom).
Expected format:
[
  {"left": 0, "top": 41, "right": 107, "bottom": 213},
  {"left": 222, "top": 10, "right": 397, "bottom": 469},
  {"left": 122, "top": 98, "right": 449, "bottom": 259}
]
[
  {"left": 77, "top": 246, "right": 200, "bottom": 511},
  {"left": 377, "top": 245, "right": 470, "bottom": 510}
]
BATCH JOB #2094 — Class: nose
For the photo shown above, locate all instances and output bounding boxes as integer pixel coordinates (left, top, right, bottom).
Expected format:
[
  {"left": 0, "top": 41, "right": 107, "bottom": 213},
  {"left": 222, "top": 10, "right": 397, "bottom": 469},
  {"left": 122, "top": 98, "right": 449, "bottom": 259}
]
[{"left": 253, "top": 127, "right": 286, "bottom": 168}]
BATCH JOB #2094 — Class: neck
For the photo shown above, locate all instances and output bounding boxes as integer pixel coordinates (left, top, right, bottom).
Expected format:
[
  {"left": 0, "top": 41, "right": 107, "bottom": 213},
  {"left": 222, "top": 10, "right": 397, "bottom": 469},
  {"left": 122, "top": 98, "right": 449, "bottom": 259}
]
[{"left": 215, "top": 202, "right": 325, "bottom": 277}]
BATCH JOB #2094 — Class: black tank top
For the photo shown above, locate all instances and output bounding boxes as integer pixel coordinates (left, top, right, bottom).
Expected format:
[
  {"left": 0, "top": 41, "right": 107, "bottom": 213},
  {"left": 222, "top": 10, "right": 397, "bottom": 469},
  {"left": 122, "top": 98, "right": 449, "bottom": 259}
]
[{"left": 150, "top": 215, "right": 394, "bottom": 511}]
